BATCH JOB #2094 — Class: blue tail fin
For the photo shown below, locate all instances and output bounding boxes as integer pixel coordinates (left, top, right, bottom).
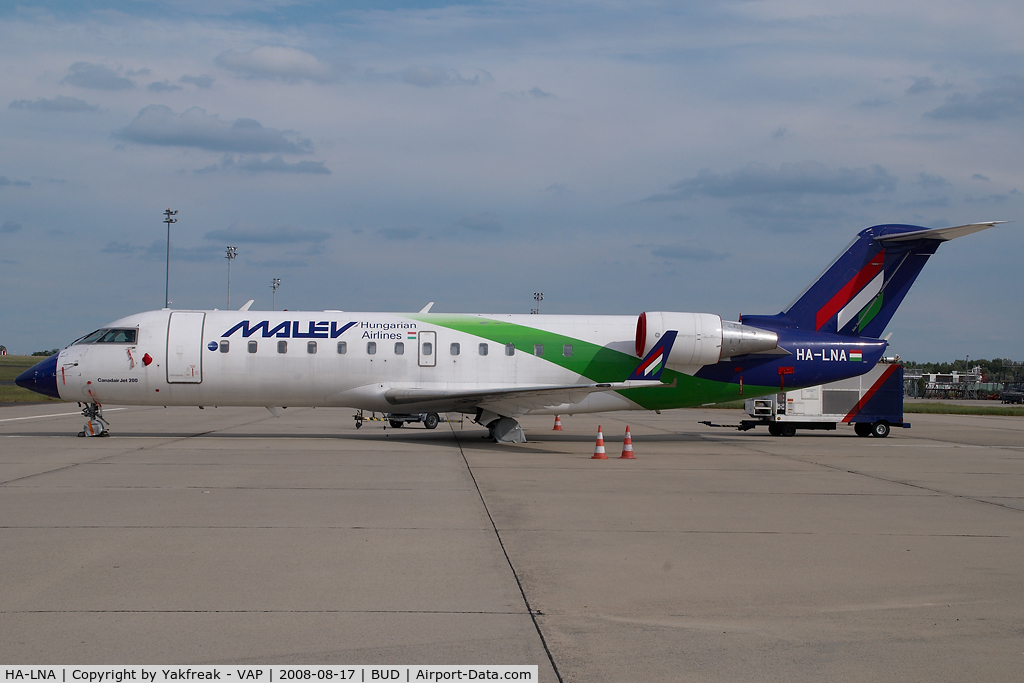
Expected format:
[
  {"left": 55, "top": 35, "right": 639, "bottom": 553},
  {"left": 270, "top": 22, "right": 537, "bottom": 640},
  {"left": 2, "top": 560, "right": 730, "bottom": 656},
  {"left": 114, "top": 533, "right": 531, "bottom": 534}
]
[{"left": 741, "top": 222, "right": 1002, "bottom": 338}]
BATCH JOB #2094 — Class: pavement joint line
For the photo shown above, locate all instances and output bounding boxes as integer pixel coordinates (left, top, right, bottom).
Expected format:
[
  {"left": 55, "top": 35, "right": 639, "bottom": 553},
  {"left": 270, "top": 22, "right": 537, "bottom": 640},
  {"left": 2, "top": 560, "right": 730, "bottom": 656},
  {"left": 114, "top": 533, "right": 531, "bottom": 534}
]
[
  {"left": 697, "top": 436, "right": 1024, "bottom": 515},
  {"left": 773, "top": 455, "right": 1024, "bottom": 515},
  {"left": 0, "top": 525, "right": 494, "bottom": 530},
  {"left": 0, "top": 407, "right": 129, "bottom": 423},
  {"left": 1, "top": 609, "right": 526, "bottom": 615},
  {"left": 447, "top": 417, "right": 564, "bottom": 683},
  {"left": 0, "top": 411, "right": 280, "bottom": 487},
  {"left": 0, "top": 525, "right": 1013, "bottom": 536}
]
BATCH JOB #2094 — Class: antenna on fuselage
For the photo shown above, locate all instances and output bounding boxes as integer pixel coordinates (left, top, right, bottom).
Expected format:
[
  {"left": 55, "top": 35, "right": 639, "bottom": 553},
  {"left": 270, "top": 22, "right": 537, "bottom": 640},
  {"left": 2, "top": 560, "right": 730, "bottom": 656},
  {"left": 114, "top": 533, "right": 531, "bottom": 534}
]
[
  {"left": 162, "top": 208, "right": 177, "bottom": 309},
  {"left": 225, "top": 246, "right": 238, "bottom": 309}
]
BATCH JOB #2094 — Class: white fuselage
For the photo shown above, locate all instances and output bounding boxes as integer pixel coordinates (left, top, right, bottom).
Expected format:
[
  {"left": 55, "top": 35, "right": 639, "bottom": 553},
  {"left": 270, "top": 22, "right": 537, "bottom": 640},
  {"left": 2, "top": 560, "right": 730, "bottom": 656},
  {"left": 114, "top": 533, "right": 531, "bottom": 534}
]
[{"left": 57, "top": 309, "right": 655, "bottom": 416}]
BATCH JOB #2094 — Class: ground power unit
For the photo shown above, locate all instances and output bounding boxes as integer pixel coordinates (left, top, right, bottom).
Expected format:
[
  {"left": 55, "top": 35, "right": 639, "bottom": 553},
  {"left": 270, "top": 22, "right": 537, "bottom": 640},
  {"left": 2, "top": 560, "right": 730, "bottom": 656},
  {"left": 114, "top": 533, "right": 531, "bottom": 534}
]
[{"left": 738, "top": 360, "right": 908, "bottom": 437}]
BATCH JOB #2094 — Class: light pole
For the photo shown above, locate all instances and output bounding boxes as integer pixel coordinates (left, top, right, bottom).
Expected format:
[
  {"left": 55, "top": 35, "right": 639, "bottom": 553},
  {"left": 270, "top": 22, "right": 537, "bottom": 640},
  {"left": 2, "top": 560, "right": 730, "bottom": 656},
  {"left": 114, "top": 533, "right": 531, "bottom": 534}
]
[
  {"left": 225, "top": 246, "right": 238, "bottom": 309},
  {"left": 532, "top": 292, "right": 544, "bottom": 314},
  {"left": 272, "top": 278, "right": 281, "bottom": 311},
  {"left": 162, "top": 208, "right": 177, "bottom": 309}
]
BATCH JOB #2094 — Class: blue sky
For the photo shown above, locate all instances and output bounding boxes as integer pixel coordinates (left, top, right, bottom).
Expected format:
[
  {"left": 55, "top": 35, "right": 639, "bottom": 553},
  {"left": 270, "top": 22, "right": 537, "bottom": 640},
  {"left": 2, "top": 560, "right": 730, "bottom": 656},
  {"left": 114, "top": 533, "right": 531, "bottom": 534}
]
[{"left": 1, "top": 0, "right": 1021, "bottom": 361}]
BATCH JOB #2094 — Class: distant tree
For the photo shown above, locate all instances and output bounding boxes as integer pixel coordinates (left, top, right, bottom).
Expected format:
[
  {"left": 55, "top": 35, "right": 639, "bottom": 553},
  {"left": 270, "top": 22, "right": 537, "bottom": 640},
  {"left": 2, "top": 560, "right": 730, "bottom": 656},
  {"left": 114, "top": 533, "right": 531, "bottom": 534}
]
[{"left": 31, "top": 348, "right": 60, "bottom": 356}]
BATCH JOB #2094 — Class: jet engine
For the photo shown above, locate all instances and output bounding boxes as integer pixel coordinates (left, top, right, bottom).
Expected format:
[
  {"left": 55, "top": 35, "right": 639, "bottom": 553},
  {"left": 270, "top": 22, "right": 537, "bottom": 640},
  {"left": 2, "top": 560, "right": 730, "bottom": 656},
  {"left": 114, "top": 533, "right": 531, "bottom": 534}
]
[{"left": 635, "top": 311, "right": 779, "bottom": 366}]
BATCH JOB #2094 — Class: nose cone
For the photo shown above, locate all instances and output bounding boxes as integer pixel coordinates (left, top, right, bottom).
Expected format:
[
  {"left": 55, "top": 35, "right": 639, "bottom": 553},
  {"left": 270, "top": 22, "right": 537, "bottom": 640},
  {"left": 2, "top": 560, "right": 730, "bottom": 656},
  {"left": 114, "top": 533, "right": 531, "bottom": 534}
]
[{"left": 15, "top": 353, "right": 61, "bottom": 399}]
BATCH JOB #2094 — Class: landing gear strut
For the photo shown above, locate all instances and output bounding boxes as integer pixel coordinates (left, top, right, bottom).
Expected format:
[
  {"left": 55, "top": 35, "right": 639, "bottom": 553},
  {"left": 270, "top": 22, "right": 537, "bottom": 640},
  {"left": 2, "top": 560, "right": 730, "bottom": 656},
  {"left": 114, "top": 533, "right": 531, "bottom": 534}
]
[{"left": 78, "top": 402, "right": 109, "bottom": 437}]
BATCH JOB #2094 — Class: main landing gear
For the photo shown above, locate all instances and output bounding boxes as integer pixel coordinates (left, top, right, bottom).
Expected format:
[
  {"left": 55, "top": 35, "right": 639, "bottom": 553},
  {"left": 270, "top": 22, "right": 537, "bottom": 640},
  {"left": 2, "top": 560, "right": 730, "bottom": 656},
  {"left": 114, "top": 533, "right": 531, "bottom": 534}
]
[
  {"left": 78, "top": 402, "right": 109, "bottom": 437},
  {"left": 475, "top": 409, "right": 527, "bottom": 443}
]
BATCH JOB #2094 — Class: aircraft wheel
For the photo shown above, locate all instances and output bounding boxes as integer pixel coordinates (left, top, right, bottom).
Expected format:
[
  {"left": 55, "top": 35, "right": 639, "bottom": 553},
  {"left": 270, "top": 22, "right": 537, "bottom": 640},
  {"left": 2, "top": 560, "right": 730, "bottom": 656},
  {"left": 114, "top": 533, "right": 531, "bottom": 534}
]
[
  {"left": 768, "top": 424, "right": 782, "bottom": 436},
  {"left": 423, "top": 413, "right": 440, "bottom": 430},
  {"left": 781, "top": 424, "right": 797, "bottom": 437},
  {"left": 854, "top": 423, "right": 872, "bottom": 437},
  {"left": 871, "top": 421, "right": 891, "bottom": 438},
  {"left": 389, "top": 420, "right": 404, "bottom": 428}
]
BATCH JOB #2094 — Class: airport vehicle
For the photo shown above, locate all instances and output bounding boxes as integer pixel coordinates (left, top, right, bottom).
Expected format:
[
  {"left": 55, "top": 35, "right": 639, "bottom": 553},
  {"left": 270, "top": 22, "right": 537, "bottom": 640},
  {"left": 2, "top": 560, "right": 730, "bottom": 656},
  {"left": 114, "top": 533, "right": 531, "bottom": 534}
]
[
  {"left": 16, "top": 222, "right": 1002, "bottom": 442},
  {"left": 737, "top": 360, "right": 908, "bottom": 437},
  {"left": 353, "top": 411, "right": 444, "bottom": 429},
  {"left": 1001, "top": 389, "right": 1024, "bottom": 404}
]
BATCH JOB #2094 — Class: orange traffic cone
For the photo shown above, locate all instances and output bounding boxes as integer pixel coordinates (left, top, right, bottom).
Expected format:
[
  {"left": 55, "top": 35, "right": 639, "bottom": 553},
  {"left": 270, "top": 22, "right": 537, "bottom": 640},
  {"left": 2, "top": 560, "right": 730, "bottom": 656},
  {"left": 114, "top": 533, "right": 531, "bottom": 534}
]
[
  {"left": 553, "top": 415, "right": 563, "bottom": 431},
  {"left": 592, "top": 425, "right": 608, "bottom": 459},
  {"left": 620, "top": 425, "right": 635, "bottom": 459}
]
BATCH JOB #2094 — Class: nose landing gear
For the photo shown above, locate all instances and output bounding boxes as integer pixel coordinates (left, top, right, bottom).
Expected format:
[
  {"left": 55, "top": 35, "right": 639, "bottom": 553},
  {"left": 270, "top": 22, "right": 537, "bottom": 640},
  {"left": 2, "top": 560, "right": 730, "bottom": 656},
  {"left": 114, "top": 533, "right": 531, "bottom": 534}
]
[{"left": 78, "top": 402, "right": 109, "bottom": 437}]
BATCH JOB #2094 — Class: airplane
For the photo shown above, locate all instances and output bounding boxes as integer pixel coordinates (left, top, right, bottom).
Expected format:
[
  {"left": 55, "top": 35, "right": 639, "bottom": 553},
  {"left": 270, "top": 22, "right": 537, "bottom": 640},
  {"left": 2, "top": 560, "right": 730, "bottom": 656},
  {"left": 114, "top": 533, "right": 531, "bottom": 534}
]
[{"left": 16, "top": 221, "right": 1004, "bottom": 442}]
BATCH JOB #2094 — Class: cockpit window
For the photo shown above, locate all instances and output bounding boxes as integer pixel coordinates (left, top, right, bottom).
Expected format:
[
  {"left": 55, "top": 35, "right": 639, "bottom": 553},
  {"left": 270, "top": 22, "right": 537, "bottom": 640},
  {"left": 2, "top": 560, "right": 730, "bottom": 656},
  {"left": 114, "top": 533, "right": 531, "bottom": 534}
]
[
  {"left": 97, "top": 328, "right": 137, "bottom": 343},
  {"left": 75, "top": 329, "right": 107, "bottom": 344},
  {"left": 75, "top": 328, "right": 137, "bottom": 344}
]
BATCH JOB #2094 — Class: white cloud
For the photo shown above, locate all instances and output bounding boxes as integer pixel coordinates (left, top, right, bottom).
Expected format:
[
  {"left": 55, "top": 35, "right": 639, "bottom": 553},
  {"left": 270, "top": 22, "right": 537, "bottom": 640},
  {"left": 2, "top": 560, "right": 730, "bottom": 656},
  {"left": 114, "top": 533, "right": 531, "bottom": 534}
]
[
  {"left": 399, "top": 66, "right": 492, "bottom": 88},
  {"left": 117, "top": 105, "right": 314, "bottom": 154},
  {"left": 216, "top": 46, "right": 335, "bottom": 83},
  {"left": 9, "top": 95, "right": 98, "bottom": 112},
  {"left": 60, "top": 62, "right": 135, "bottom": 90},
  {"left": 647, "top": 162, "right": 898, "bottom": 200},
  {"left": 204, "top": 225, "right": 332, "bottom": 244}
]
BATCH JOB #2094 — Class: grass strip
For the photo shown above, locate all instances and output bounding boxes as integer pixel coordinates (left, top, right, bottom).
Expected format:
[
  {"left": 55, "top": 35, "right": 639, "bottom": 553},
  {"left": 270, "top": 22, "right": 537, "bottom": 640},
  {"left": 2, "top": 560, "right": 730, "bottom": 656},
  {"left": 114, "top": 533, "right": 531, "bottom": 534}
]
[
  {"left": 904, "top": 402, "right": 1024, "bottom": 416},
  {"left": 0, "top": 355, "right": 62, "bottom": 403}
]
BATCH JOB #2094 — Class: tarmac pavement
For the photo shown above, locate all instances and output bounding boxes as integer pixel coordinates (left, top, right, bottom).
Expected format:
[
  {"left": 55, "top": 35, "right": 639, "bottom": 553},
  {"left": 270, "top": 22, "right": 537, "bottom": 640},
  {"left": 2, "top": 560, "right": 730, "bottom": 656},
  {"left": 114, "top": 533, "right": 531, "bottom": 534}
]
[{"left": 1, "top": 403, "right": 1022, "bottom": 682}]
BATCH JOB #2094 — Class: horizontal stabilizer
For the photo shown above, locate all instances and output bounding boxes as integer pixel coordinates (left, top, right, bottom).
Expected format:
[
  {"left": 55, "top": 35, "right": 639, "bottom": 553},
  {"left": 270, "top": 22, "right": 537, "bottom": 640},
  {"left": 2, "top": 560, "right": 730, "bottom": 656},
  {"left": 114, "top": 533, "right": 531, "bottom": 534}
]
[{"left": 875, "top": 221, "right": 1005, "bottom": 243}]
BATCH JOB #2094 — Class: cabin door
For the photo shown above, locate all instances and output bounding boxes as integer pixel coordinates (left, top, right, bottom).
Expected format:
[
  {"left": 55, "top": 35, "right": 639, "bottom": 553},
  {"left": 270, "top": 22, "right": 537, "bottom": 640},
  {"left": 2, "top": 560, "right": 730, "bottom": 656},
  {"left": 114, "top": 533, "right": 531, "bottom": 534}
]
[
  {"left": 418, "top": 331, "right": 436, "bottom": 368},
  {"left": 166, "top": 311, "right": 205, "bottom": 383}
]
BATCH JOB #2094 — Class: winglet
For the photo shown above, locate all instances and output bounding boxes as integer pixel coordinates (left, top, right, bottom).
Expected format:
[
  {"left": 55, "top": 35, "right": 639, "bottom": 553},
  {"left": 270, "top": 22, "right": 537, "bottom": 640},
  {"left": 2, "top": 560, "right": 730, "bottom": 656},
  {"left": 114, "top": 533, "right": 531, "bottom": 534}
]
[
  {"left": 628, "top": 330, "right": 677, "bottom": 381},
  {"left": 419, "top": 302, "right": 435, "bottom": 313},
  {"left": 239, "top": 299, "right": 254, "bottom": 311}
]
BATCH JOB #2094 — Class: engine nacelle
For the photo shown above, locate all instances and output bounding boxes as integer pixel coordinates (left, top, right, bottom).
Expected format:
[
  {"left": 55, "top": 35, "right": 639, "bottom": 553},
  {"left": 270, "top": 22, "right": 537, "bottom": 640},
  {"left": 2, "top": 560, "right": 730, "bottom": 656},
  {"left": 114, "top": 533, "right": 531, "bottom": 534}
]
[{"left": 636, "top": 312, "right": 779, "bottom": 366}]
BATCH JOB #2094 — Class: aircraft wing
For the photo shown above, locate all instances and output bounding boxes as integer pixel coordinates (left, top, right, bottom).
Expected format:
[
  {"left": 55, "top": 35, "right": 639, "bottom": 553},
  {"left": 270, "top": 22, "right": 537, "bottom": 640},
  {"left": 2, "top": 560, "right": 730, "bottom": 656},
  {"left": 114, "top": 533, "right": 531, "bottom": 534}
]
[{"left": 383, "top": 380, "right": 670, "bottom": 412}]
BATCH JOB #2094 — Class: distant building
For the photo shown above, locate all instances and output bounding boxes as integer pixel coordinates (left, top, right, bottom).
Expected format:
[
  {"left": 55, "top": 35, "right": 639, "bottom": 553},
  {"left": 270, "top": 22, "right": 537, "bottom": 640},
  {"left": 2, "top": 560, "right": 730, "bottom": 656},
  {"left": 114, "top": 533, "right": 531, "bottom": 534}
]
[{"left": 0, "top": 345, "right": 7, "bottom": 356}]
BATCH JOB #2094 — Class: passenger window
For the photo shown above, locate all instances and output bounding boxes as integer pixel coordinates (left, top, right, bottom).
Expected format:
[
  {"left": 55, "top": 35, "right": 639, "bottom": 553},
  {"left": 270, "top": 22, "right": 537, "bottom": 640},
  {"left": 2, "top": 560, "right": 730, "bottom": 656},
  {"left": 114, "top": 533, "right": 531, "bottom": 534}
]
[
  {"left": 422, "top": 342, "right": 433, "bottom": 356},
  {"left": 337, "top": 341, "right": 347, "bottom": 354},
  {"left": 277, "top": 340, "right": 287, "bottom": 354},
  {"left": 505, "top": 343, "right": 515, "bottom": 356},
  {"left": 307, "top": 341, "right": 317, "bottom": 354},
  {"left": 534, "top": 344, "right": 543, "bottom": 357},
  {"left": 395, "top": 342, "right": 405, "bottom": 355},
  {"left": 248, "top": 341, "right": 257, "bottom": 353},
  {"left": 367, "top": 342, "right": 377, "bottom": 355},
  {"left": 219, "top": 341, "right": 229, "bottom": 353},
  {"left": 450, "top": 343, "right": 460, "bottom": 356},
  {"left": 563, "top": 344, "right": 572, "bottom": 357},
  {"left": 479, "top": 343, "right": 488, "bottom": 356}
]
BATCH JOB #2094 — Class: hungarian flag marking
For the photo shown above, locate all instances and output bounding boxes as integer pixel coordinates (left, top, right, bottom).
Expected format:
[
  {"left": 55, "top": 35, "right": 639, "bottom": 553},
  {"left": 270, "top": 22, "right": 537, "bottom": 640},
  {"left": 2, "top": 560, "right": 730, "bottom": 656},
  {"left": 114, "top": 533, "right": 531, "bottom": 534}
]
[{"left": 850, "top": 349, "right": 863, "bottom": 361}]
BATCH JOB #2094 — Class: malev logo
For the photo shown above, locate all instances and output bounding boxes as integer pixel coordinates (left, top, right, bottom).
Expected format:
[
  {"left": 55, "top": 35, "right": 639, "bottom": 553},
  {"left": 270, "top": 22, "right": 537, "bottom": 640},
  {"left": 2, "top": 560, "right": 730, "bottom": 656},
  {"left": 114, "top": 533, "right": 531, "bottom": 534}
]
[{"left": 221, "top": 320, "right": 356, "bottom": 339}]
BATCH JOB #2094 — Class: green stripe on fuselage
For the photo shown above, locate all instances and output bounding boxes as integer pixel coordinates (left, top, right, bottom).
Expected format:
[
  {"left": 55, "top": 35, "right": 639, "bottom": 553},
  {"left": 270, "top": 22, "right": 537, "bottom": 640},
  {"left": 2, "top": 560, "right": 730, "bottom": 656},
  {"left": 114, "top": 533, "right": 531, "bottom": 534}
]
[{"left": 408, "top": 314, "right": 776, "bottom": 409}]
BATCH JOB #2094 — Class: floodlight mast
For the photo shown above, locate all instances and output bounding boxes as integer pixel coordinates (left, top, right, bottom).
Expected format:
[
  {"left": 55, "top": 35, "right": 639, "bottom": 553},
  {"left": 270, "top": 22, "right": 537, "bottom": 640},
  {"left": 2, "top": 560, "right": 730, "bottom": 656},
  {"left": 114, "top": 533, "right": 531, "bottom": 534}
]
[
  {"left": 532, "top": 291, "right": 544, "bottom": 315},
  {"left": 272, "top": 278, "right": 281, "bottom": 311},
  {"left": 162, "top": 209, "right": 177, "bottom": 309},
  {"left": 225, "top": 246, "right": 238, "bottom": 308}
]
